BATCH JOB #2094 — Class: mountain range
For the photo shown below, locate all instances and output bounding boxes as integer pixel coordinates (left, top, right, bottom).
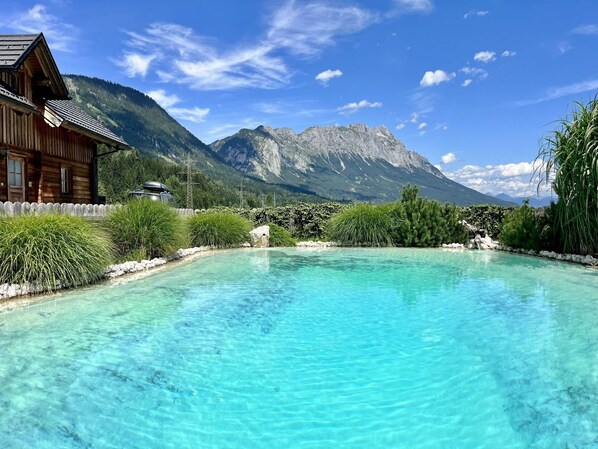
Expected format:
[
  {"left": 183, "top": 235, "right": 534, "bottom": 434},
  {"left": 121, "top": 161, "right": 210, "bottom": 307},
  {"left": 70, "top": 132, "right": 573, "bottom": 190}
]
[
  {"left": 65, "top": 75, "right": 509, "bottom": 206},
  {"left": 494, "top": 193, "right": 554, "bottom": 207}
]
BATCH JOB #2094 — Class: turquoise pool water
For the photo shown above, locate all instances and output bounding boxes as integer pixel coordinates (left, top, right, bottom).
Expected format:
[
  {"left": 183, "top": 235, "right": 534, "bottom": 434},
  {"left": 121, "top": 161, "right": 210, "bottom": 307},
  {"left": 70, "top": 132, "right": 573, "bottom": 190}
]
[{"left": 1, "top": 248, "right": 598, "bottom": 448}]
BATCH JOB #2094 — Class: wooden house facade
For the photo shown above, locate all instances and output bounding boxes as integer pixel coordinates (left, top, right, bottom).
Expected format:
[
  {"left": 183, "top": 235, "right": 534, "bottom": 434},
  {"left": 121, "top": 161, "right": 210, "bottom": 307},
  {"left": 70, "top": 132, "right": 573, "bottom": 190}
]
[{"left": 0, "top": 33, "right": 127, "bottom": 204}]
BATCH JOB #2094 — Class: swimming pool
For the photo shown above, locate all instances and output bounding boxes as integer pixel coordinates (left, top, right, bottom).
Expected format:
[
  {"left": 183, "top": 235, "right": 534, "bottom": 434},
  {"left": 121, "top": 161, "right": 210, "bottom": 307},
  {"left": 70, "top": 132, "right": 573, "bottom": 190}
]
[{"left": 1, "top": 248, "right": 597, "bottom": 448}]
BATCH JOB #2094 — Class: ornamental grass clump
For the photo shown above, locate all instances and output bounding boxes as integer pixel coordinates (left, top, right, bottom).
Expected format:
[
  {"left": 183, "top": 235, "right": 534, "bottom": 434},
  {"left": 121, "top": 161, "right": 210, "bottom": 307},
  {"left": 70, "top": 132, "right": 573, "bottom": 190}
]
[
  {"left": 267, "top": 223, "right": 297, "bottom": 247},
  {"left": 188, "top": 212, "right": 252, "bottom": 247},
  {"left": 104, "top": 199, "right": 186, "bottom": 261},
  {"left": 326, "top": 204, "right": 393, "bottom": 247},
  {"left": 0, "top": 214, "right": 112, "bottom": 291},
  {"left": 537, "top": 96, "right": 598, "bottom": 254}
]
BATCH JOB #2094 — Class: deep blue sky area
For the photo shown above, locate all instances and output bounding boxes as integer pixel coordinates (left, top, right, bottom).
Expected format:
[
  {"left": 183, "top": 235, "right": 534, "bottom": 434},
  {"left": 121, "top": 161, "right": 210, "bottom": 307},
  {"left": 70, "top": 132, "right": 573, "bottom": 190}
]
[{"left": 2, "top": 0, "right": 597, "bottom": 196}]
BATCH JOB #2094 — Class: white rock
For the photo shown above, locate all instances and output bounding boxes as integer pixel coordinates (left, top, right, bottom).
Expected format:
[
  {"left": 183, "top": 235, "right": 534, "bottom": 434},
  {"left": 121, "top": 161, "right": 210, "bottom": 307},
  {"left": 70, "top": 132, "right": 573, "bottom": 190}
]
[{"left": 250, "top": 226, "right": 270, "bottom": 248}]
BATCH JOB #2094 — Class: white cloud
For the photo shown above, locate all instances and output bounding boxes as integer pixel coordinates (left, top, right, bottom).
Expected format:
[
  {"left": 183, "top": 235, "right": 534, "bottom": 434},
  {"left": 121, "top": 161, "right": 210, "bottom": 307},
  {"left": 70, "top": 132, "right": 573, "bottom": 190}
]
[
  {"left": 464, "top": 10, "right": 489, "bottom": 19},
  {"left": 460, "top": 66, "right": 488, "bottom": 79},
  {"left": 512, "top": 78, "right": 598, "bottom": 107},
  {"left": 557, "top": 41, "right": 573, "bottom": 54},
  {"left": 571, "top": 24, "right": 598, "bottom": 35},
  {"left": 119, "top": 2, "right": 375, "bottom": 90},
  {"left": 337, "top": 99, "right": 382, "bottom": 114},
  {"left": 410, "top": 112, "right": 419, "bottom": 123},
  {"left": 3, "top": 4, "right": 78, "bottom": 52},
  {"left": 392, "top": 0, "right": 434, "bottom": 13},
  {"left": 253, "top": 102, "right": 284, "bottom": 114},
  {"left": 501, "top": 50, "right": 517, "bottom": 57},
  {"left": 419, "top": 69, "right": 456, "bottom": 87},
  {"left": 441, "top": 152, "right": 456, "bottom": 164},
  {"left": 168, "top": 107, "right": 210, "bottom": 123},
  {"left": 443, "top": 161, "right": 551, "bottom": 196},
  {"left": 474, "top": 51, "right": 496, "bottom": 63},
  {"left": 417, "top": 122, "right": 427, "bottom": 130},
  {"left": 118, "top": 53, "right": 156, "bottom": 77},
  {"left": 315, "top": 69, "right": 343, "bottom": 85},
  {"left": 147, "top": 89, "right": 180, "bottom": 108},
  {"left": 462, "top": 79, "right": 472, "bottom": 87},
  {"left": 396, "top": 122, "right": 406, "bottom": 130}
]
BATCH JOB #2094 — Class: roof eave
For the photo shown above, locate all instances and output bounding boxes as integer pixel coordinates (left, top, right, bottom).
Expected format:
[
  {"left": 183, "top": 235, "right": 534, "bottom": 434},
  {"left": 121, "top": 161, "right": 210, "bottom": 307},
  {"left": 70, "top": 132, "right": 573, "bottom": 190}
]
[
  {"left": 60, "top": 120, "right": 128, "bottom": 148},
  {"left": 0, "top": 95, "right": 38, "bottom": 114}
]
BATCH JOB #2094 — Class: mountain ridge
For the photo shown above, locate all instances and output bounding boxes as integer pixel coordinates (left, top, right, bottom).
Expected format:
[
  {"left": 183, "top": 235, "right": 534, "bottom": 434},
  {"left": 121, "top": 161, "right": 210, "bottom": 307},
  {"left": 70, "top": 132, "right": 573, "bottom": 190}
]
[{"left": 211, "top": 124, "right": 510, "bottom": 206}]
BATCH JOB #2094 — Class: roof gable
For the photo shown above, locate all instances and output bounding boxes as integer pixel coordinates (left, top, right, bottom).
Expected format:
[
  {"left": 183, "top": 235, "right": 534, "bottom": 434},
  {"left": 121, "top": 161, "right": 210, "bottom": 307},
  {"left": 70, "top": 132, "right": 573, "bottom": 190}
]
[{"left": 0, "top": 33, "right": 68, "bottom": 99}]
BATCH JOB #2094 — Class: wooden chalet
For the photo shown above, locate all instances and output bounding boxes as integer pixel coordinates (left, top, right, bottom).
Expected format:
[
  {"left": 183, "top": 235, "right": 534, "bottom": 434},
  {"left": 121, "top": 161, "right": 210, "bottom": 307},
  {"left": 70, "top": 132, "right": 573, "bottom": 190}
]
[{"left": 0, "top": 33, "right": 127, "bottom": 204}]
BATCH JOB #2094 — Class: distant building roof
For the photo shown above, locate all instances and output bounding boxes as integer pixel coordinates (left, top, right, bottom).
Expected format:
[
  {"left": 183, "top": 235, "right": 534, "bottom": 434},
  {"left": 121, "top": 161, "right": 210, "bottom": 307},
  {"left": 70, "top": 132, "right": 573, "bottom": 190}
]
[
  {"left": 46, "top": 100, "right": 128, "bottom": 147},
  {"left": 0, "top": 34, "right": 40, "bottom": 68},
  {"left": 0, "top": 84, "right": 37, "bottom": 111}
]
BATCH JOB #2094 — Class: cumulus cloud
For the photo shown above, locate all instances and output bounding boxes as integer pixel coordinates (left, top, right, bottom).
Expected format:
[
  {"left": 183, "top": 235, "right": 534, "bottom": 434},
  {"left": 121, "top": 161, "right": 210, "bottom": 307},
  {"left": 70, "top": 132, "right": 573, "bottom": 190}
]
[
  {"left": 167, "top": 107, "right": 210, "bottom": 123},
  {"left": 462, "top": 79, "right": 472, "bottom": 87},
  {"left": 460, "top": 66, "right": 489, "bottom": 79},
  {"left": 464, "top": 10, "right": 489, "bottom": 19},
  {"left": 571, "top": 24, "right": 598, "bottom": 35},
  {"left": 147, "top": 89, "right": 180, "bottom": 108},
  {"left": 417, "top": 122, "right": 427, "bottom": 130},
  {"left": 118, "top": 2, "right": 377, "bottom": 90},
  {"left": 474, "top": 51, "right": 496, "bottom": 63},
  {"left": 337, "top": 99, "right": 382, "bottom": 114},
  {"left": 443, "top": 161, "right": 550, "bottom": 196},
  {"left": 441, "top": 152, "right": 456, "bottom": 164},
  {"left": 2, "top": 4, "right": 78, "bottom": 52},
  {"left": 501, "top": 50, "right": 517, "bottom": 57},
  {"left": 117, "top": 53, "right": 156, "bottom": 77},
  {"left": 396, "top": 122, "right": 407, "bottom": 130},
  {"left": 419, "top": 69, "right": 456, "bottom": 87},
  {"left": 315, "top": 69, "right": 343, "bottom": 85}
]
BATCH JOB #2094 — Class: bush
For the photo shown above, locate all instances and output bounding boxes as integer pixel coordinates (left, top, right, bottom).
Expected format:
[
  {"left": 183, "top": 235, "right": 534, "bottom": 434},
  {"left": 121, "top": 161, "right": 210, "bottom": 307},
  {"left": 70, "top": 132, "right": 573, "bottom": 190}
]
[
  {"left": 499, "top": 201, "right": 541, "bottom": 250},
  {"left": 393, "top": 186, "right": 468, "bottom": 246},
  {"left": 104, "top": 199, "right": 185, "bottom": 261},
  {"left": 0, "top": 214, "right": 112, "bottom": 291},
  {"left": 326, "top": 204, "right": 393, "bottom": 247},
  {"left": 188, "top": 212, "right": 252, "bottom": 247},
  {"left": 268, "top": 223, "right": 297, "bottom": 247}
]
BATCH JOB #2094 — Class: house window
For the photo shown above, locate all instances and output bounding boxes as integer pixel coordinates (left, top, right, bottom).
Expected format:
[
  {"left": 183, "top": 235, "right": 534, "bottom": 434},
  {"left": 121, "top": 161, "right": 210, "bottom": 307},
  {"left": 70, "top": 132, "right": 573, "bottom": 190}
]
[
  {"left": 8, "top": 159, "right": 23, "bottom": 187},
  {"left": 61, "top": 167, "right": 70, "bottom": 194}
]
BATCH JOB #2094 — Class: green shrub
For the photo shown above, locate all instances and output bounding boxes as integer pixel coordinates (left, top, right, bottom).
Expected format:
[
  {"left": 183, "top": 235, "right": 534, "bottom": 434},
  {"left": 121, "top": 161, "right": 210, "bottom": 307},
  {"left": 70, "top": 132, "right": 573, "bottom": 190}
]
[
  {"left": 499, "top": 201, "right": 541, "bottom": 250},
  {"left": 326, "top": 204, "right": 393, "bottom": 247},
  {"left": 188, "top": 212, "right": 252, "bottom": 247},
  {"left": 461, "top": 205, "right": 512, "bottom": 238},
  {"left": 104, "top": 199, "right": 185, "bottom": 261},
  {"left": 268, "top": 223, "right": 297, "bottom": 247},
  {"left": 394, "top": 185, "right": 467, "bottom": 246},
  {"left": 0, "top": 214, "right": 111, "bottom": 291},
  {"left": 537, "top": 96, "right": 598, "bottom": 254}
]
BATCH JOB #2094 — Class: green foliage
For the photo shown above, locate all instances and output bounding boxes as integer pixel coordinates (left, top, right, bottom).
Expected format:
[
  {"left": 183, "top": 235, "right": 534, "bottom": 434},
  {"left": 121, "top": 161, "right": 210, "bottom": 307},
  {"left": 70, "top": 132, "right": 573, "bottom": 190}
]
[
  {"left": 537, "top": 96, "right": 598, "bottom": 254},
  {"left": 461, "top": 205, "right": 513, "bottom": 238},
  {"left": 0, "top": 214, "right": 111, "bottom": 291},
  {"left": 392, "top": 186, "right": 468, "bottom": 246},
  {"left": 499, "top": 201, "right": 542, "bottom": 250},
  {"left": 188, "top": 212, "right": 252, "bottom": 247},
  {"left": 326, "top": 204, "right": 394, "bottom": 247},
  {"left": 104, "top": 199, "right": 185, "bottom": 261},
  {"left": 209, "top": 203, "right": 347, "bottom": 239},
  {"left": 267, "top": 223, "right": 297, "bottom": 247}
]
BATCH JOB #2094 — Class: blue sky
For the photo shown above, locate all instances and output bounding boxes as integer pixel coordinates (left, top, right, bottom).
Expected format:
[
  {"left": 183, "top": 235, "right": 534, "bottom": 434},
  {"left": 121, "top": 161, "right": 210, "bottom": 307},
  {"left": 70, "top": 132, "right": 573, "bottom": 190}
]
[{"left": 2, "top": 0, "right": 597, "bottom": 197}]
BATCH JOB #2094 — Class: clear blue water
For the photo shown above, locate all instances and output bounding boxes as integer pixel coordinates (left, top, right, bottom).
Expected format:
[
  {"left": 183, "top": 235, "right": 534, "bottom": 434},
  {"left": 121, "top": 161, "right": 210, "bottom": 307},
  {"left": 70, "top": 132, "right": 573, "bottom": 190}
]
[{"left": 1, "top": 248, "right": 598, "bottom": 448}]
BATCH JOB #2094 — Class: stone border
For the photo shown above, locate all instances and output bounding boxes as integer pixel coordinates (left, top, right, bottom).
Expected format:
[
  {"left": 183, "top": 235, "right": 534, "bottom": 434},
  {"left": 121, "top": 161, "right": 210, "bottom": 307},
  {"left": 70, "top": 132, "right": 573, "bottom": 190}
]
[{"left": 494, "top": 245, "right": 597, "bottom": 266}]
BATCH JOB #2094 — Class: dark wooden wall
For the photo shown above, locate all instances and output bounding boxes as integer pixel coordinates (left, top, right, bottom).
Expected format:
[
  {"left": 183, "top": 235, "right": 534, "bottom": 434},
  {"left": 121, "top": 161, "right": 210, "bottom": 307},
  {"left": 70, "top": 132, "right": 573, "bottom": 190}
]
[{"left": 0, "top": 106, "right": 95, "bottom": 204}]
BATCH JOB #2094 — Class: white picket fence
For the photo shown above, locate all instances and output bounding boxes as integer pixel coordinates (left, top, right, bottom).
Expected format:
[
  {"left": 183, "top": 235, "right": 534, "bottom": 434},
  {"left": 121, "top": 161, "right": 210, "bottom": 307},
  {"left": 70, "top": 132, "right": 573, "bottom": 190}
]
[{"left": 0, "top": 201, "right": 197, "bottom": 218}]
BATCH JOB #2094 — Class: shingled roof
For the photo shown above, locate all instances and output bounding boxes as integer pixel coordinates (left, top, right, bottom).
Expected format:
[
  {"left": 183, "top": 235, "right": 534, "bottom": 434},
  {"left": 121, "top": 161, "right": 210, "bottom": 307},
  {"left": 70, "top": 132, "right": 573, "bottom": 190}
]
[
  {"left": 0, "top": 85, "right": 37, "bottom": 111},
  {"left": 46, "top": 100, "right": 127, "bottom": 147},
  {"left": 0, "top": 34, "right": 41, "bottom": 68}
]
